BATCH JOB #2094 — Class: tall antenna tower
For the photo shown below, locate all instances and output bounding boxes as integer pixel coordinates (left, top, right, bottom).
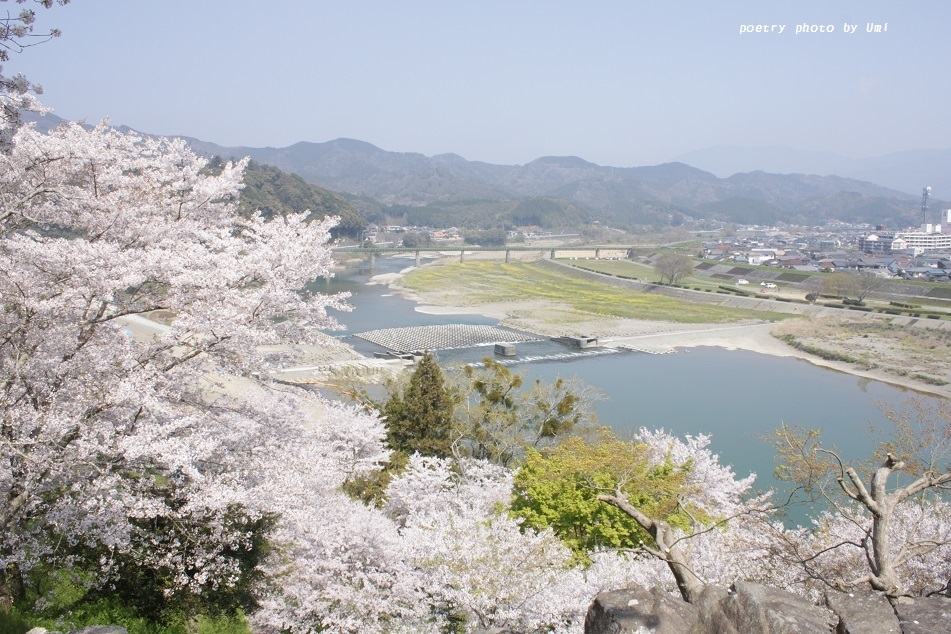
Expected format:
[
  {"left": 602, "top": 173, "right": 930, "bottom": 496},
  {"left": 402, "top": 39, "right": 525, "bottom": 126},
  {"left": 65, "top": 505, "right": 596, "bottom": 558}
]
[{"left": 921, "top": 186, "right": 931, "bottom": 228}]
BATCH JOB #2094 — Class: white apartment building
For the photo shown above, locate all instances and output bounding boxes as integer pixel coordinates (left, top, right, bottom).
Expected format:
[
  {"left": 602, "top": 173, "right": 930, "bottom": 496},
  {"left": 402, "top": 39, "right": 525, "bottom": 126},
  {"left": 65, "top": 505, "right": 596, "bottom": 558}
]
[{"left": 859, "top": 210, "right": 951, "bottom": 255}]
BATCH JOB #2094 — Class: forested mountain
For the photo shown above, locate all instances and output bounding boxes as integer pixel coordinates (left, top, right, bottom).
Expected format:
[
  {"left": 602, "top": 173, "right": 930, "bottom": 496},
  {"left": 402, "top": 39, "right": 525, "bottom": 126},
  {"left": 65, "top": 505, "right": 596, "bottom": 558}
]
[
  {"left": 234, "top": 159, "right": 367, "bottom": 238},
  {"left": 185, "top": 137, "right": 930, "bottom": 229},
  {"left": 25, "top": 113, "right": 934, "bottom": 229}
]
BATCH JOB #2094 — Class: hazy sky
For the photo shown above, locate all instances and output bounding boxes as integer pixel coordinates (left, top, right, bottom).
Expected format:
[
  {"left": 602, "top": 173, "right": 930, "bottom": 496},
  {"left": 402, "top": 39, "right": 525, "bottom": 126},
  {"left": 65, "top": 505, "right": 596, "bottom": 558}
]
[{"left": 9, "top": 0, "right": 949, "bottom": 167}]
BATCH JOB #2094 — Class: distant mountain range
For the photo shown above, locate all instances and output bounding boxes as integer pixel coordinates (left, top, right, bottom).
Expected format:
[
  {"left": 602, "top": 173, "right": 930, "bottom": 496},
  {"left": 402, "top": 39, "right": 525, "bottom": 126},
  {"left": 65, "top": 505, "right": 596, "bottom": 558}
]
[
  {"left": 24, "top": 112, "right": 946, "bottom": 230},
  {"left": 185, "top": 136, "right": 933, "bottom": 229},
  {"left": 672, "top": 145, "right": 951, "bottom": 197}
]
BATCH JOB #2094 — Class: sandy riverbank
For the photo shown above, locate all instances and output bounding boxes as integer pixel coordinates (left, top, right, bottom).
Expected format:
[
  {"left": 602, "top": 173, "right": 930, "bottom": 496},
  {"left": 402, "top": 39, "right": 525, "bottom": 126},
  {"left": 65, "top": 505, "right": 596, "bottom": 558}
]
[{"left": 376, "top": 267, "right": 951, "bottom": 398}]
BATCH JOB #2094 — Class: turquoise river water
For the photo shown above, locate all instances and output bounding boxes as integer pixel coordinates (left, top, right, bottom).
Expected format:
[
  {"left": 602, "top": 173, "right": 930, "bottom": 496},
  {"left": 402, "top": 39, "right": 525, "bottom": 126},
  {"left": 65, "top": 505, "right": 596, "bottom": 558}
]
[{"left": 315, "top": 257, "right": 943, "bottom": 519}]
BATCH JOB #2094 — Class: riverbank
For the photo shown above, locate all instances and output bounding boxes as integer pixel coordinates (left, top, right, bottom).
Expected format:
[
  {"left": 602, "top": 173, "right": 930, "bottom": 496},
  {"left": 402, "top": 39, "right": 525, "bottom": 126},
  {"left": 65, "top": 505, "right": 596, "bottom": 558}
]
[{"left": 379, "top": 265, "right": 951, "bottom": 399}]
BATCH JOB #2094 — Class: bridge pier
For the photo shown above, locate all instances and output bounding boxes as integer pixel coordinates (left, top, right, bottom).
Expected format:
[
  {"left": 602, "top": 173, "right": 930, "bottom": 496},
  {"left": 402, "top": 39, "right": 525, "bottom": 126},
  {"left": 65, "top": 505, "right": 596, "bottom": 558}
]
[
  {"left": 550, "top": 249, "right": 556, "bottom": 259},
  {"left": 505, "top": 250, "right": 510, "bottom": 264},
  {"left": 595, "top": 248, "right": 601, "bottom": 259},
  {"left": 415, "top": 250, "right": 421, "bottom": 267},
  {"left": 369, "top": 252, "right": 375, "bottom": 270},
  {"left": 460, "top": 250, "right": 466, "bottom": 263}
]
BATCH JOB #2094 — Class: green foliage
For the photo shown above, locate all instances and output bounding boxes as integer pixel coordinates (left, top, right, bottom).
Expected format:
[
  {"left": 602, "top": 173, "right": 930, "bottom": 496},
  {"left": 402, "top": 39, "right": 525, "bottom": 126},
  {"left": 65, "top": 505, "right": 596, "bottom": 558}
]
[
  {"left": 511, "top": 198, "right": 590, "bottom": 228},
  {"left": 109, "top": 505, "right": 273, "bottom": 622},
  {"left": 20, "top": 492, "right": 277, "bottom": 626},
  {"left": 462, "top": 228, "right": 507, "bottom": 246},
  {"left": 778, "top": 334, "right": 861, "bottom": 364},
  {"left": 698, "top": 197, "right": 782, "bottom": 225},
  {"left": 206, "top": 158, "right": 367, "bottom": 238},
  {"left": 912, "top": 374, "right": 949, "bottom": 386},
  {"left": 341, "top": 451, "right": 409, "bottom": 508},
  {"left": 384, "top": 353, "right": 455, "bottom": 458},
  {"left": 0, "top": 565, "right": 251, "bottom": 634},
  {"left": 385, "top": 197, "right": 592, "bottom": 230},
  {"left": 453, "top": 359, "right": 595, "bottom": 467},
  {"left": 510, "top": 431, "right": 692, "bottom": 561},
  {"left": 0, "top": 611, "right": 30, "bottom": 634},
  {"left": 512, "top": 450, "right": 645, "bottom": 561},
  {"left": 401, "top": 231, "right": 434, "bottom": 248}
]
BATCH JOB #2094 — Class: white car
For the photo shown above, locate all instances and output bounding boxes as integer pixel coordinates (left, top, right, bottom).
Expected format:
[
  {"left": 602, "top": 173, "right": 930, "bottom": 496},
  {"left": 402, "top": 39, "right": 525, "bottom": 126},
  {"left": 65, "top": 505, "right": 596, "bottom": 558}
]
[
  {"left": 760, "top": 282, "right": 778, "bottom": 288},
  {"left": 737, "top": 279, "right": 749, "bottom": 285}
]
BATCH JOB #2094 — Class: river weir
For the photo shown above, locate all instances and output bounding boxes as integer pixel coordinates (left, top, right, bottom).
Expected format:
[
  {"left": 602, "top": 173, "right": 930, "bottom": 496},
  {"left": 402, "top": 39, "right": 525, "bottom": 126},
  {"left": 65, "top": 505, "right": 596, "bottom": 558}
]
[
  {"left": 468, "top": 346, "right": 623, "bottom": 368},
  {"left": 354, "top": 324, "right": 541, "bottom": 352}
]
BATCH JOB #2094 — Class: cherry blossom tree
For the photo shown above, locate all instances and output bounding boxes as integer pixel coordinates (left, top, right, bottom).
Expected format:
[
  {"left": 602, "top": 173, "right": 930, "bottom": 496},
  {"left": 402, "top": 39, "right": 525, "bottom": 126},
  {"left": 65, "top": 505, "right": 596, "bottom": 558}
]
[
  {"left": 0, "top": 108, "right": 665, "bottom": 630},
  {"left": 779, "top": 498, "right": 951, "bottom": 600},
  {"left": 1, "top": 0, "right": 69, "bottom": 151},
  {"left": 247, "top": 399, "right": 438, "bottom": 633},
  {"left": 773, "top": 403, "right": 951, "bottom": 598},
  {"left": 0, "top": 113, "right": 350, "bottom": 613},
  {"left": 385, "top": 455, "right": 594, "bottom": 633}
]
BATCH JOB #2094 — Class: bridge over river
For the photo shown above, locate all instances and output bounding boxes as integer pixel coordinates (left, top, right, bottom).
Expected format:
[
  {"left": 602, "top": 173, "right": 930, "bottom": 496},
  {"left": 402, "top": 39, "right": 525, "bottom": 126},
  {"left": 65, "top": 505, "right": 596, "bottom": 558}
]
[{"left": 332, "top": 244, "right": 635, "bottom": 268}]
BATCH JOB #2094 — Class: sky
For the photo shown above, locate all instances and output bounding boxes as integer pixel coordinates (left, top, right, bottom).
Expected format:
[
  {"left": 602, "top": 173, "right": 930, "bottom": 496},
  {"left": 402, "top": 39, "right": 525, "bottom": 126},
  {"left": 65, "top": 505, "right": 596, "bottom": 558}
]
[{"left": 8, "top": 0, "right": 950, "bottom": 168}]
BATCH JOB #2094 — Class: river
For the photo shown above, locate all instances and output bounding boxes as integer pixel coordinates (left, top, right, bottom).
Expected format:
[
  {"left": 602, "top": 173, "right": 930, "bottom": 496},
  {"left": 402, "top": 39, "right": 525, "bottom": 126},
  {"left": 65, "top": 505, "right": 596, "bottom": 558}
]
[{"left": 315, "top": 256, "right": 941, "bottom": 517}]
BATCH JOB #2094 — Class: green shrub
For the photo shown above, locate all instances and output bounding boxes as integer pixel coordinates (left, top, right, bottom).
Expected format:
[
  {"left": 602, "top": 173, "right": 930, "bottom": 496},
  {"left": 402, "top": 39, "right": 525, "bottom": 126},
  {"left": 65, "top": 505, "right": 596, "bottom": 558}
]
[
  {"left": 913, "top": 374, "right": 950, "bottom": 386},
  {"left": 778, "top": 335, "right": 860, "bottom": 364}
]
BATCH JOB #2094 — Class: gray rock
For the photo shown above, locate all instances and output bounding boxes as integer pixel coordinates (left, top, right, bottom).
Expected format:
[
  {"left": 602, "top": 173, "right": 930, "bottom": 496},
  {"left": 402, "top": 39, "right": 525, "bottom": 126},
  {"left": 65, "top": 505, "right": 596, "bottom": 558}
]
[
  {"left": 693, "top": 585, "right": 739, "bottom": 634},
  {"left": 582, "top": 583, "right": 951, "bottom": 634},
  {"left": 68, "top": 627, "right": 128, "bottom": 634},
  {"left": 694, "top": 584, "right": 834, "bottom": 634},
  {"left": 893, "top": 595, "right": 951, "bottom": 634},
  {"left": 585, "top": 586, "right": 700, "bottom": 634},
  {"left": 824, "top": 589, "right": 900, "bottom": 633},
  {"left": 696, "top": 582, "right": 836, "bottom": 634}
]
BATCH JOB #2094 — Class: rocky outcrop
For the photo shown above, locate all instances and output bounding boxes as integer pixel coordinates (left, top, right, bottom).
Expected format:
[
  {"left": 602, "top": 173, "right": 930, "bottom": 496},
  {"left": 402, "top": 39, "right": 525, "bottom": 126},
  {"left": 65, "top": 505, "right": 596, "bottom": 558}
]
[
  {"left": 586, "top": 583, "right": 951, "bottom": 634},
  {"left": 584, "top": 586, "right": 699, "bottom": 634},
  {"left": 893, "top": 595, "right": 951, "bottom": 634},
  {"left": 693, "top": 582, "right": 837, "bottom": 633},
  {"left": 825, "top": 589, "right": 900, "bottom": 633}
]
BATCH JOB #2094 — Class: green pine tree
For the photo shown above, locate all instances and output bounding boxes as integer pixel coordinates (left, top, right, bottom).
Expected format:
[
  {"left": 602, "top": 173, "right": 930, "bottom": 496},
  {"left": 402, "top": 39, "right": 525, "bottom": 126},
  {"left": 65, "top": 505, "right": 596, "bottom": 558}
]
[{"left": 383, "top": 353, "right": 455, "bottom": 458}]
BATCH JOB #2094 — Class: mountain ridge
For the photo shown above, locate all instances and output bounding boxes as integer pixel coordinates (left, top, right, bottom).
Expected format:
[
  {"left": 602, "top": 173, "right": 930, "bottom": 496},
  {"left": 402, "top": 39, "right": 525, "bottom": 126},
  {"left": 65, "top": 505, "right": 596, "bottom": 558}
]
[
  {"left": 673, "top": 144, "right": 951, "bottom": 196},
  {"left": 165, "top": 136, "right": 940, "bottom": 229},
  {"left": 21, "top": 112, "right": 942, "bottom": 229}
]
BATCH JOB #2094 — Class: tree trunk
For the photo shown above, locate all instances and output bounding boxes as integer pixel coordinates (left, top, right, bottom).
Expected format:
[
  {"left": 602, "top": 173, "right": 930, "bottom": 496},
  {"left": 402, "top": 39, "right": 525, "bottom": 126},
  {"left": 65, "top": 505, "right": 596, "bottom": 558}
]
[
  {"left": 0, "top": 565, "right": 24, "bottom": 614},
  {"left": 653, "top": 520, "right": 704, "bottom": 604},
  {"left": 869, "top": 499, "right": 900, "bottom": 595},
  {"left": 598, "top": 492, "right": 704, "bottom": 603}
]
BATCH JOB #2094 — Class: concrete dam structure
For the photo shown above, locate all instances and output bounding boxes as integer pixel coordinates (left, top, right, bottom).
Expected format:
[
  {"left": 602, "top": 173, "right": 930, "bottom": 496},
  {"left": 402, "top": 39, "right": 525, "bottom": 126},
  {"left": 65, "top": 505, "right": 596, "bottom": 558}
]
[{"left": 354, "top": 324, "right": 540, "bottom": 352}]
